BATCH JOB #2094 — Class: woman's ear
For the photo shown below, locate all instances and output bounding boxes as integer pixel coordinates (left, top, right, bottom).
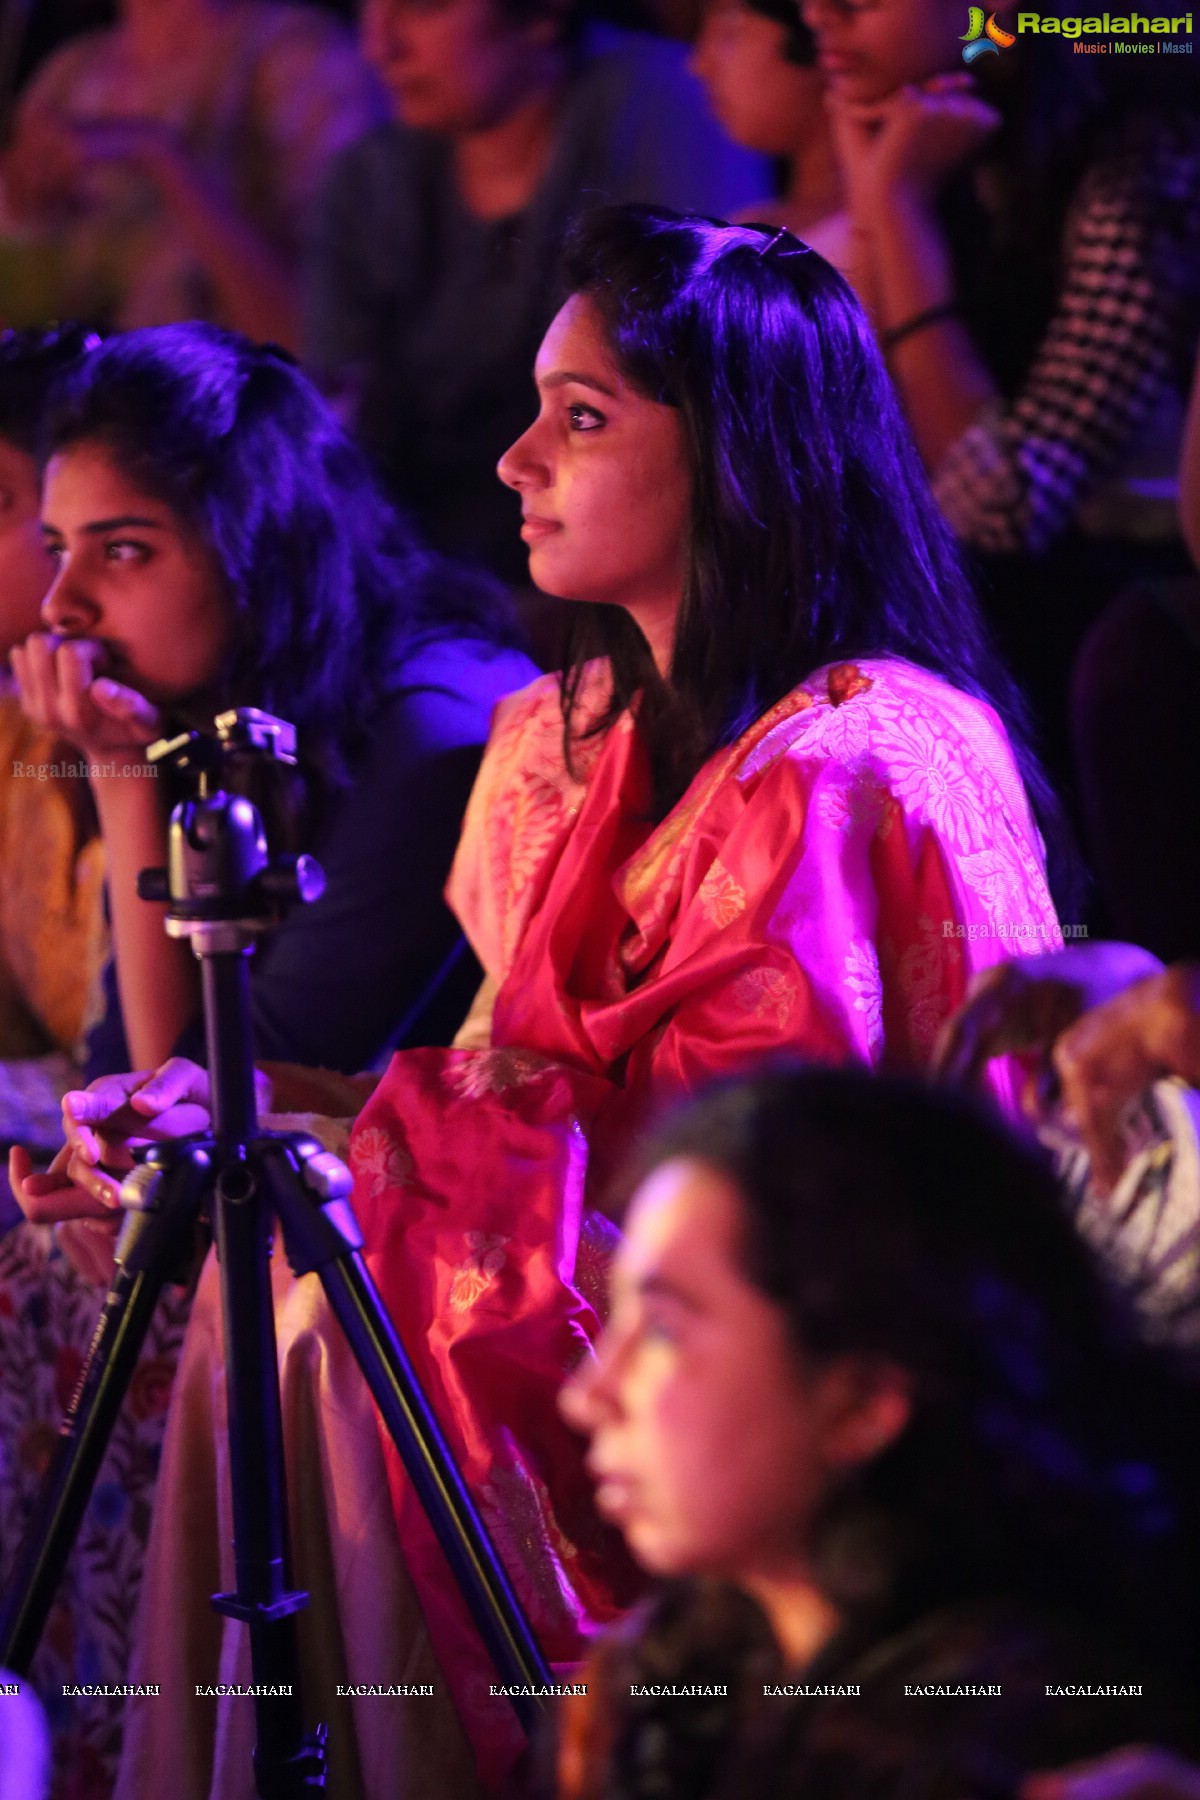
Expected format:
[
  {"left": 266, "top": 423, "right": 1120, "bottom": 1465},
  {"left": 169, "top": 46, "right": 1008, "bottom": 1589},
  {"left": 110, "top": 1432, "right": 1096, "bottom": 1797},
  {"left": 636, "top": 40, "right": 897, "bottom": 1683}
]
[{"left": 817, "top": 1357, "right": 913, "bottom": 1472}]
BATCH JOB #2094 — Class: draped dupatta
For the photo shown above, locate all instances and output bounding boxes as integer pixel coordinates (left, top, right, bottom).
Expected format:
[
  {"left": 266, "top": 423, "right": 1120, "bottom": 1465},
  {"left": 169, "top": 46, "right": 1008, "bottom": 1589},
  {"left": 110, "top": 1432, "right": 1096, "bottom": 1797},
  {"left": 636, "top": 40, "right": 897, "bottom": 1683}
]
[{"left": 349, "top": 659, "right": 1059, "bottom": 1784}]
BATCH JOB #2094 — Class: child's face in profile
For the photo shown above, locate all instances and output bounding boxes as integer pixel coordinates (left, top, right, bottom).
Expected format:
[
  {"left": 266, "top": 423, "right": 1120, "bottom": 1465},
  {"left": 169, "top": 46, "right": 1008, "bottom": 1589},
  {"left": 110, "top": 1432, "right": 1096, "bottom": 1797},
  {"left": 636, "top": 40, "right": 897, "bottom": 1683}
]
[
  {"left": 0, "top": 436, "right": 55, "bottom": 660},
  {"left": 560, "top": 1155, "right": 874, "bottom": 1587},
  {"left": 690, "top": 0, "right": 823, "bottom": 158}
]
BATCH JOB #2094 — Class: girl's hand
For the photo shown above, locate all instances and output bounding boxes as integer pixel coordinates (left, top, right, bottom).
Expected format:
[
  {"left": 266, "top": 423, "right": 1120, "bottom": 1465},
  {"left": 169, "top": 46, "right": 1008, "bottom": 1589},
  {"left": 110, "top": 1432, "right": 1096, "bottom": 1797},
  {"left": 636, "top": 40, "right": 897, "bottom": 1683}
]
[
  {"left": 9, "top": 1060, "right": 272, "bottom": 1282},
  {"left": 10, "top": 634, "right": 162, "bottom": 767},
  {"left": 828, "top": 73, "right": 1000, "bottom": 223}
]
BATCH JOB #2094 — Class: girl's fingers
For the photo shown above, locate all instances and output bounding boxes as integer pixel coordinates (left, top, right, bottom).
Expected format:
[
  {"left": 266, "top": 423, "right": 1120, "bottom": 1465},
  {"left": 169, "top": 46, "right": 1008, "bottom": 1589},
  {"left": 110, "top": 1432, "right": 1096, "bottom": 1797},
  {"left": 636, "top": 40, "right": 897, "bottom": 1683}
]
[
  {"left": 127, "top": 1058, "right": 211, "bottom": 1115},
  {"left": 65, "top": 1148, "right": 123, "bottom": 1209},
  {"left": 10, "top": 1147, "right": 117, "bottom": 1223},
  {"left": 64, "top": 1071, "right": 155, "bottom": 1128},
  {"left": 89, "top": 676, "right": 161, "bottom": 739},
  {"left": 15, "top": 633, "right": 60, "bottom": 727}
]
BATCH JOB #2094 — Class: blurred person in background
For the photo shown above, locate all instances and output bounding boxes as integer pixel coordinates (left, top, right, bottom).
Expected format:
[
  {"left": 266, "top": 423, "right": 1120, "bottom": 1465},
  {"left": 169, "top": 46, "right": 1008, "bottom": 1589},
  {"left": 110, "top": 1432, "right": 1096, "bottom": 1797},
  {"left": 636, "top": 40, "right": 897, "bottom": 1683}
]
[
  {"left": 799, "top": 0, "right": 1200, "bottom": 832},
  {"left": 1069, "top": 336, "right": 1200, "bottom": 962},
  {"left": 557, "top": 1067, "right": 1200, "bottom": 1800},
  {"left": 304, "top": 0, "right": 767, "bottom": 588},
  {"left": 0, "top": 326, "right": 104, "bottom": 1179},
  {"left": 0, "top": 0, "right": 386, "bottom": 343},
  {"left": 687, "top": 0, "right": 841, "bottom": 235}
]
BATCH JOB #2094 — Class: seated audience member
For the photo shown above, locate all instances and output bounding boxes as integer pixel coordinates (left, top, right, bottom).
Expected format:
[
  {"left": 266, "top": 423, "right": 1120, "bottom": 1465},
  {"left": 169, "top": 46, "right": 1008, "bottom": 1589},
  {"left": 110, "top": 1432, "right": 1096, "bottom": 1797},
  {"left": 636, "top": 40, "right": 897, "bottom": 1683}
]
[
  {"left": 0, "top": 0, "right": 386, "bottom": 345},
  {"left": 687, "top": 0, "right": 840, "bottom": 235},
  {"left": 936, "top": 944, "right": 1200, "bottom": 1346},
  {"left": 303, "top": 0, "right": 767, "bottom": 581},
  {"left": 1070, "top": 339, "right": 1200, "bottom": 960},
  {"left": 798, "top": 0, "right": 1200, "bottom": 792},
  {"left": 0, "top": 325, "right": 102, "bottom": 1168},
  {"left": 556, "top": 1067, "right": 1200, "bottom": 1800},
  {"left": 938, "top": 945, "right": 1200, "bottom": 1190},
  {"left": 9, "top": 324, "right": 536, "bottom": 1085},
  {"left": 15, "top": 205, "right": 1066, "bottom": 1799},
  {"left": 0, "top": 322, "right": 534, "bottom": 1799}
]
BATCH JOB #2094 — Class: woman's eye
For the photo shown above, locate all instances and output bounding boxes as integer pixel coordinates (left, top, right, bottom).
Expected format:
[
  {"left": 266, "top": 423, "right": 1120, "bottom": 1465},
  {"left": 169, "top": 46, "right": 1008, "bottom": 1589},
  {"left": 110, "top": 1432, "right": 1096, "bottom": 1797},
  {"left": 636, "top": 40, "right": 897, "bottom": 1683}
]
[
  {"left": 568, "top": 404, "right": 605, "bottom": 433},
  {"left": 105, "top": 539, "right": 151, "bottom": 565}
]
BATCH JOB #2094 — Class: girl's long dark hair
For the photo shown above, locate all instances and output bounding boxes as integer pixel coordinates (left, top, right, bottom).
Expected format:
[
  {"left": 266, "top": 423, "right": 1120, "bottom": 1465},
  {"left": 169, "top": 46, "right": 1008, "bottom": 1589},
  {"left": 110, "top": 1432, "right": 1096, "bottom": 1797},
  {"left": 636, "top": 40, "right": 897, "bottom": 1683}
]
[
  {"left": 556, "top": 206, "right": 1070, "bottom": 902},
  {"left": 44, "top": 325, "right": 522, "bottom": 794},
  {"left": 573, "top": 1068, "right": 1200, "bottom": 1798}
]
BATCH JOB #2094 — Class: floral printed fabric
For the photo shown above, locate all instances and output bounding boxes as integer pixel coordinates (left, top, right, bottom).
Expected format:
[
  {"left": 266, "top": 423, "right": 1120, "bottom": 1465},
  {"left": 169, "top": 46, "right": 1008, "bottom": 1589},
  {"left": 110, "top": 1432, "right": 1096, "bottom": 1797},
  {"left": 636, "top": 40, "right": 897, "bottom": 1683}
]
[{"left": 0, "top": 1224, "right": 192, "bottom": 1799}]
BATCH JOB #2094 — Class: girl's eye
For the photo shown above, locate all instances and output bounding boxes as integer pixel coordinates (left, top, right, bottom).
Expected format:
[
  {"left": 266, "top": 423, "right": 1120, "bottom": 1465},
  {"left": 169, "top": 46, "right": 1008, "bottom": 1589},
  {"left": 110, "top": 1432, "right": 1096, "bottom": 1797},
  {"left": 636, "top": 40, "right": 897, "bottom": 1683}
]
[
  {"left": 568, "top": 403, "right": 605, "bottom": 433},
  {"left": 44, "top": 543, "right": 64, "bottom": 564},
  {"left": 105, "top": 539, "right": 151, "bottom": 565},
  {"left": 640, "top": 1310, "right": 680, "bottom": 1346}
]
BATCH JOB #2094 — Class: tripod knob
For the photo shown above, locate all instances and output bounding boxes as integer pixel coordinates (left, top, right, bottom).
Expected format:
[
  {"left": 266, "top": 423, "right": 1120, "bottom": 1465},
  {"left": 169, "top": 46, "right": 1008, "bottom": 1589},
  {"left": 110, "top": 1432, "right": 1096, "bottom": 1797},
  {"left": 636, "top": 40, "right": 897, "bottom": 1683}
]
[
  {"left": 260, "top": 853, "right": 326, "bottom": 907},
  {"left": 137, "top": 867, "right": 171, "bottom": 903}
]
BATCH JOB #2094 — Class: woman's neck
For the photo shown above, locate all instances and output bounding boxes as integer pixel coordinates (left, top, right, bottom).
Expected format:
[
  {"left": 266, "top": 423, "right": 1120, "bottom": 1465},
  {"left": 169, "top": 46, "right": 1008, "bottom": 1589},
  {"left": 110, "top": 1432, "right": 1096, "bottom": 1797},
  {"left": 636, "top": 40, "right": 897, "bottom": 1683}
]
[
  {"left": 742, "top": 1570, "right": 842, "bottom": 1671},
  {"left": 783, "top": 123, "right": 843, "bottom": 237},
  {"left": 452, "top": 60, "right": 568, "bottom": 222}
]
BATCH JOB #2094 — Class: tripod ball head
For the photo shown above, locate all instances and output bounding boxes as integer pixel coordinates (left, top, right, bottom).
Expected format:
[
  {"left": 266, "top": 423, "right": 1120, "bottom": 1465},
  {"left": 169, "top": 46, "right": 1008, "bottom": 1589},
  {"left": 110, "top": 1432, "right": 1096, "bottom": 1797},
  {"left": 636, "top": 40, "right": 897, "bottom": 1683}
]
[{"left": 136, "top": 708, "right": 325, "bottom": 944}]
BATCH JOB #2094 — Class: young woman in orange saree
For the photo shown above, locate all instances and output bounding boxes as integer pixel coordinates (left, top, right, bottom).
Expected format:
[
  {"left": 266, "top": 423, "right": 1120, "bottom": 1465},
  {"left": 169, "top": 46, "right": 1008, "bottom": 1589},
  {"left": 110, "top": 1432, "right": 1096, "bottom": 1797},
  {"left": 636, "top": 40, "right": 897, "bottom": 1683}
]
[{"left": 13, "top": 206, "right": 1066, "bottom": 1799}]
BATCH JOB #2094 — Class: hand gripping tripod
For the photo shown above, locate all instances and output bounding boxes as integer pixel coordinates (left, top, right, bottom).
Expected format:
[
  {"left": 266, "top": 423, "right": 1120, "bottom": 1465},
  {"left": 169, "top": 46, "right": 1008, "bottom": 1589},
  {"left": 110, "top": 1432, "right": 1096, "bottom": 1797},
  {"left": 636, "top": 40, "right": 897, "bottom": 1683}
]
[{"left": 0, "top": 709, "right": 551, "bottom": 1796}]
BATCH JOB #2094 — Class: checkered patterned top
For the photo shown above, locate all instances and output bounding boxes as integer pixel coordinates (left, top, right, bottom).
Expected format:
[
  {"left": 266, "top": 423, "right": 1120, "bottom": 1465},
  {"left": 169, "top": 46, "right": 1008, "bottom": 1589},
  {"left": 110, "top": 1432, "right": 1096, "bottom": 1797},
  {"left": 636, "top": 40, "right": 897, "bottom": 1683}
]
[{"left": 933, "top": 140, "right": 1200, "bottom": 556}]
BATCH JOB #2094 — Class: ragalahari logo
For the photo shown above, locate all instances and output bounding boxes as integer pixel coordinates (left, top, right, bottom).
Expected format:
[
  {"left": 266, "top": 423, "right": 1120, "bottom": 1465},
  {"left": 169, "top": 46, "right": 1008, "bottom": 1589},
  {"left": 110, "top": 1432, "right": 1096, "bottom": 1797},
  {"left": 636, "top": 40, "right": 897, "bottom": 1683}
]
[{"left": 961, "top": 6, "right": 1017, "bottom": 56}]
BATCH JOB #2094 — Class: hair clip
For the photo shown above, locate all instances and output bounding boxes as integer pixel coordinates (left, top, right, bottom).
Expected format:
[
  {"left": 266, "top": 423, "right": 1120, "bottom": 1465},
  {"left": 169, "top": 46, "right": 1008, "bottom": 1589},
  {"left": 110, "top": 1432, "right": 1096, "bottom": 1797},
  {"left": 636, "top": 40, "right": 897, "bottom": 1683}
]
[{"left": 757, "top": 225, "right": 812, "bottom": 261}]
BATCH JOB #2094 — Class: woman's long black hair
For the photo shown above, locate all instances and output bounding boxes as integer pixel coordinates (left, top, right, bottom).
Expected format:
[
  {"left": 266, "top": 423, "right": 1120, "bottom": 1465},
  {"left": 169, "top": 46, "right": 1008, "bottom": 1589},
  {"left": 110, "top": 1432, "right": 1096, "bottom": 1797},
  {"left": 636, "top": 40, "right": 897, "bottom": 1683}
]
[
  {"left": 43, "top": 324, "right": 522, "bottom": 794},
  {"left": 555, "top": 205, "right": 1072, "bottom": 904}
]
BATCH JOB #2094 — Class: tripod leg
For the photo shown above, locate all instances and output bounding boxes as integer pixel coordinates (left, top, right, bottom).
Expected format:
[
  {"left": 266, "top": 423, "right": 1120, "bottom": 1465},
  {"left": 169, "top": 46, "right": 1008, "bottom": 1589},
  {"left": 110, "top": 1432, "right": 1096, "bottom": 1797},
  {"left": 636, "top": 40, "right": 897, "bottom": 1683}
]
[
  {"left": 210, "top": 1165, "right": 325, "bottom": 1796},
  {"left": 0, "top": 1170, "right": 205, "bottom": 1673},
  {"left": 260, "top": 1138, "right": 553, "bottom": 1740}
]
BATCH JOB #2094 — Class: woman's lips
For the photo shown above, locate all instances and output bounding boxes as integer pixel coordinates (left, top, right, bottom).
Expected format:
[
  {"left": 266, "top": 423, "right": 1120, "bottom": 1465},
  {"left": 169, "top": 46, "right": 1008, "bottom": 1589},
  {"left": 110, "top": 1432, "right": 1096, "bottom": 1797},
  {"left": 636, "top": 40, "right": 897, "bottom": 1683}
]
[
  {"left": 588, "top": 1464, "right": 638, "bottom": 1523},
  {"left": 520, "top": 515, "right": 562, "bottom": 544}
]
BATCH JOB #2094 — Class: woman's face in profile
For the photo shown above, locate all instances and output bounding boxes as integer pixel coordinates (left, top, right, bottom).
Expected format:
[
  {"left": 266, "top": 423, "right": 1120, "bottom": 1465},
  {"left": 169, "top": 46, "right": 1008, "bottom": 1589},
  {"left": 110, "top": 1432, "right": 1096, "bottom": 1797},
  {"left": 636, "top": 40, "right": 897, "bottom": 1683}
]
[
  {"left": 690, "top": 0, "right": 823, "bottom": 157},
  {"left": 800, "top": 0, "right": 965, "bottom": 104},
  {"left": 361, "top": 0, "right": 552, "bottom": 134},
  {"left": 560, "top": 1156, "right": 854, "bottom": 1582},
  {"left": 38, "top": 442, "right": 233, "bottom": 708},
  {"left": 497, "top": 294, "right": 692, "bottom": 668}
]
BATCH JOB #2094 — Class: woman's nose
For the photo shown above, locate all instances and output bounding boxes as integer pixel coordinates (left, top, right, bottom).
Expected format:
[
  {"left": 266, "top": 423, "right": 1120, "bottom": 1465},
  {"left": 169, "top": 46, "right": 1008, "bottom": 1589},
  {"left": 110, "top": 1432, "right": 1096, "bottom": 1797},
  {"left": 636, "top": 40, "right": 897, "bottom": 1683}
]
[
  {"left": 558, "top": 1329, "right": 622, "bottom": 1434},
  {"left": 40, "top": 565, "right": 100, "bottom": 637},
  {"left": 496, "top": 421, "right": 545, "bottom": 493}
]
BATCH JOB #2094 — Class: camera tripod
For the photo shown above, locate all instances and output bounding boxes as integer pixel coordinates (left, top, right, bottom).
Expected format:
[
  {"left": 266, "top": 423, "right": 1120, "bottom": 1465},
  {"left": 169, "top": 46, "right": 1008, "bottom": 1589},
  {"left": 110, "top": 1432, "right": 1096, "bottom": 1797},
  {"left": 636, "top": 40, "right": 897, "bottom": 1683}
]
[{"left": 0, "top": 709, "right": 551, "bottom": 1796}]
